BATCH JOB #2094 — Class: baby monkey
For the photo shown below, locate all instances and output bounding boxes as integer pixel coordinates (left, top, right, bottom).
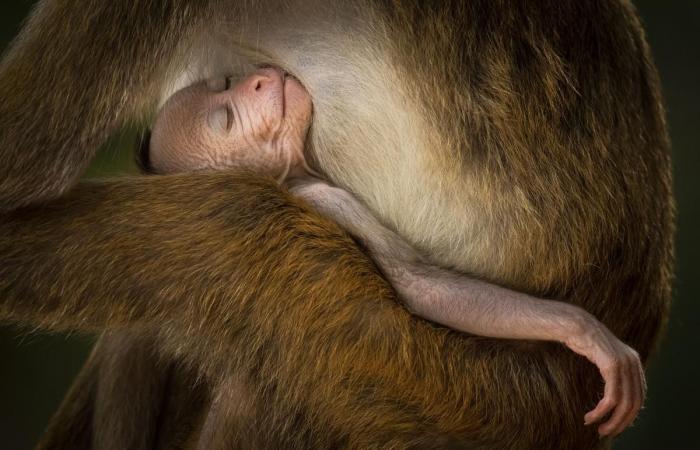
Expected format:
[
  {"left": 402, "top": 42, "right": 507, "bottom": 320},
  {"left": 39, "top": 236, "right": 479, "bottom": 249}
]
[{"left": 140, "top": 67, "right": 644, "bottom": 436}]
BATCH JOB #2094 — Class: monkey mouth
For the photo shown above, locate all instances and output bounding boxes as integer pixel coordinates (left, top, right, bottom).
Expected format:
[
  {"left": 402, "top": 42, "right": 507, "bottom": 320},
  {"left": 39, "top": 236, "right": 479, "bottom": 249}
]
[
  {"left": 259, "top": 64, "right": 308, "bottom": 120},
  {"left": 256, "top": 64, "right": 288, "bottom": 119},
  {"left": 279, "top": 69, "right": 305, "bottom": 121}
]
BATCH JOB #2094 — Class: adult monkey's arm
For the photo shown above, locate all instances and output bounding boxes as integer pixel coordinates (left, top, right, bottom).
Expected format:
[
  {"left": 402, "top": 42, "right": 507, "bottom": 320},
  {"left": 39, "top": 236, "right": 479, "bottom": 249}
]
[
  {"left": 0, "top": 0, "right": 217, "bottom": 208},
  {"left": 0, "top": 172, "right": 379, "bottom": 337},
  {"left": 0, "top": 173, "right": 602, "bottom": 449}
]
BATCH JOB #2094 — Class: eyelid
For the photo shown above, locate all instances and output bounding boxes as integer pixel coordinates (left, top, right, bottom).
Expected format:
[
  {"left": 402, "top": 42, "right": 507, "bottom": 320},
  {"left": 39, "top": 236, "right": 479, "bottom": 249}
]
[{"left": 207, "top": 106, "right": 228, "bottom": 133}]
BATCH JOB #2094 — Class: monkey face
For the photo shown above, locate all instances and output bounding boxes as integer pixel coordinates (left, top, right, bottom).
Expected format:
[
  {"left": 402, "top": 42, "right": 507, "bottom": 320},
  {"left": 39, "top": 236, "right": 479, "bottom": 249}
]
[{"left": 148, "top": 67, "right": 312, "bottom": 179}]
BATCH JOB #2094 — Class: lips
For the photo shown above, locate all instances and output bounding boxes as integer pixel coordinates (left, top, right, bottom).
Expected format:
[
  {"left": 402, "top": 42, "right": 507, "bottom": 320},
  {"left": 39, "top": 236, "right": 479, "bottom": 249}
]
[
  {"left": 255, "top": 65, "right": 287, "bottom": 118},
  {"left": 255, "top": 65, "right": 310, "bottom": 121},
  {"left": 266, "top": 66, "right": 304, "bottom": 120}
]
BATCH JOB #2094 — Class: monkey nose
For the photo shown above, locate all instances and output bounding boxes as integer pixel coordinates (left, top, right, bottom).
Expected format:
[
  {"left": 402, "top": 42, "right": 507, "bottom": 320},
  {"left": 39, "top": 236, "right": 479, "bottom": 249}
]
[{"left": 244, "top": 67, "right": 284, "bottom": 96}]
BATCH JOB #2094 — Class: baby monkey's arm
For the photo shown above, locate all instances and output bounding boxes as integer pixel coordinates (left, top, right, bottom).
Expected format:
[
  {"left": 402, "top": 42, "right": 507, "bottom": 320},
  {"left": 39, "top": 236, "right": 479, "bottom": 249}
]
[{"left": 289, "top": 177, "right": 645, "bottom": 437}]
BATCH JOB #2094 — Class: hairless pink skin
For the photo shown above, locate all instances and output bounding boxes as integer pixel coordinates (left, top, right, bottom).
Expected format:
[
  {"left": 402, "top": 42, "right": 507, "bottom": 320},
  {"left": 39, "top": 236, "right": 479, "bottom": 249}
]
[
  {"left": 150, "top": 67, "right": 316, "bottom": 181},
  {"left": 150, "top": 70, "right": 645, "bottom": 438}
]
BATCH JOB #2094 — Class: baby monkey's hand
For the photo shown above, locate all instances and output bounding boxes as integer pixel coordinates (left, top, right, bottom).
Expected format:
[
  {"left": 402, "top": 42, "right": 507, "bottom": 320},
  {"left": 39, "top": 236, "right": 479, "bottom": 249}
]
[{"left": 563, "top": 309, "right": 646, "bottom": 437}]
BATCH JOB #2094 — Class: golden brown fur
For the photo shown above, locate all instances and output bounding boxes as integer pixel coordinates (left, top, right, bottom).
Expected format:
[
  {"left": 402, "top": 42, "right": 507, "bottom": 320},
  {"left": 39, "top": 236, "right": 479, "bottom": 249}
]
[{"left": 0, "top": 0, "right": 673, "bottom": 448}]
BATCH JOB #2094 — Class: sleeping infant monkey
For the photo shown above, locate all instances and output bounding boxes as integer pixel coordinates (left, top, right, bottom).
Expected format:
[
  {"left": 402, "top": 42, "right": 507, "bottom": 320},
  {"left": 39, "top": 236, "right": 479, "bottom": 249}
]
[{"left": 134, "top": 67, "right": 644, "bottom": 438}]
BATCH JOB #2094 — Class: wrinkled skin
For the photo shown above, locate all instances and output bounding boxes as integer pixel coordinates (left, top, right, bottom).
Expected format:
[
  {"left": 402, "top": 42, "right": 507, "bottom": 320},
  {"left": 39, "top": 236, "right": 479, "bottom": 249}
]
[{"left": 150, "top": 67, "right": 313, "bottom": 180}]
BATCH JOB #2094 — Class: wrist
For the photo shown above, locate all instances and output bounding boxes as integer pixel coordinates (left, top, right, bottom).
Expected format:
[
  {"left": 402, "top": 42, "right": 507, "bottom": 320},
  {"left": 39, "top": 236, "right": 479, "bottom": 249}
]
[{"left": 555, "top": 304, "right": 593, "bottom": 347}]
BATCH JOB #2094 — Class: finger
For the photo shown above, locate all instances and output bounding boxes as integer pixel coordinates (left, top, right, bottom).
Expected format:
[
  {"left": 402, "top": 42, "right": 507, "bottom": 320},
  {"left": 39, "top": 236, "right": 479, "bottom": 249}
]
[
  {"left": 584, "top": 361, "right": 619, "bottom": 425},
  {"left": 616, "top": 356, "right": 645, "bottom": 434},
  {"left": 598, "top": 360, "right": 632, "bottom": 436},
  {"left": 639, "top": 362, "right": 648, "bottom": 401}
]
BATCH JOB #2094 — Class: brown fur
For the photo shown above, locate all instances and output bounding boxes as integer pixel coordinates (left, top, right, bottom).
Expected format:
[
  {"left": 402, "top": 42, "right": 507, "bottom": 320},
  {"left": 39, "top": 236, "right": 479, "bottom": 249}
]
[{"left": 0, "top": 0, "right": 673, "bottom": 449}]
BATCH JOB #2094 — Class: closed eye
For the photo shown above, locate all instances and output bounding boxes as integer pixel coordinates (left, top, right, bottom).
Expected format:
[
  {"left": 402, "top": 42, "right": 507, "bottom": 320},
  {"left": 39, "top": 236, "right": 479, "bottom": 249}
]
[
  {"left": 209, "top": 105, "right": 231, "bottom": 133},
  {"left": 225, "top": 103, "right": 234, "bottom": 131}
]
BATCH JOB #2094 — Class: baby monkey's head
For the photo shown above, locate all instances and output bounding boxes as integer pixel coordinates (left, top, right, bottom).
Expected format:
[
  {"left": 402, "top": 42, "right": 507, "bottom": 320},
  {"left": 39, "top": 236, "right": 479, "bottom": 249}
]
[{"left": 146, "top": 67, "right": 313, "bottom": 180}]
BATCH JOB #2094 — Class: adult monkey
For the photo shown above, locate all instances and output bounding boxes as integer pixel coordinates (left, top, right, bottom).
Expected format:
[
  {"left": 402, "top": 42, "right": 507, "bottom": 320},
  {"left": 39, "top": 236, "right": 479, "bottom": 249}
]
[{"left": 0, "top": 0, "right": 673, "bottom": 449}]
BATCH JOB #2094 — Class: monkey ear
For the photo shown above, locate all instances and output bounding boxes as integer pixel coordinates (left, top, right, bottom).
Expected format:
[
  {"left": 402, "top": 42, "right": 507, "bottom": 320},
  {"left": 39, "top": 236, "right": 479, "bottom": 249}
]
[{"left": 135, "top": 129, "right": 155, "bottom": 175}]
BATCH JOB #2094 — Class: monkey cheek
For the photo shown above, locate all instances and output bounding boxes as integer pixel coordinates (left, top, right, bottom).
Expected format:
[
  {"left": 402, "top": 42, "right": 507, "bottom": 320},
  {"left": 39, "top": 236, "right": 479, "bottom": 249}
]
[
  {"left": 149, "top": 139, "right": 202, "bottom": 175},
  {"left": 148, "top": 149, "right": 180, "bottom": 174}
]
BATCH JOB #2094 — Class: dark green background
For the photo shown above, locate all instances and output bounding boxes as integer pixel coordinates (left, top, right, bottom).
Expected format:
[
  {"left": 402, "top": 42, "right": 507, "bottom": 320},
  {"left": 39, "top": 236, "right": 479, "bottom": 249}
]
[{"left": 1, "top": 2, "right": 698, "bottom": 449}]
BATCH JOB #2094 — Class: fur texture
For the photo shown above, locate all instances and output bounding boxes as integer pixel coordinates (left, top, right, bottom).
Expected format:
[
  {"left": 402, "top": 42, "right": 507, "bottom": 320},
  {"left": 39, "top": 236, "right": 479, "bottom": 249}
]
[{"left": 0, "top": 0, "right": 673, "bottom": 448}]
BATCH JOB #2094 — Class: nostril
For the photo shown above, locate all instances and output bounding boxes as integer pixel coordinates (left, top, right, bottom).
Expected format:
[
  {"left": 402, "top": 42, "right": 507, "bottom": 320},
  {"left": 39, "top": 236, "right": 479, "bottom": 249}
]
[{"left": 255, "top": 80, "right": 262, "bottom": 91}]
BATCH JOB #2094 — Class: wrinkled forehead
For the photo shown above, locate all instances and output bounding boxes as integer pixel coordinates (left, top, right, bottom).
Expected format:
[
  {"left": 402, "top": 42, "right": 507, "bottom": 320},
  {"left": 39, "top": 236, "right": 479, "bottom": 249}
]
[
  {"left": 151, "top": 84, "right": 209, "bottom": 151},
  {"left": 156, "top": 82, "right": 207, "bottom": 125}
]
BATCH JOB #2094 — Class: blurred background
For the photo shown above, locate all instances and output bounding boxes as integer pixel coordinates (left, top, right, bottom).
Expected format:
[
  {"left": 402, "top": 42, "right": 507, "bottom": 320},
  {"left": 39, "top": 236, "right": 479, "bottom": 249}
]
[{"left": 0, "top": 1, "right": 697, "bottom": 449}]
